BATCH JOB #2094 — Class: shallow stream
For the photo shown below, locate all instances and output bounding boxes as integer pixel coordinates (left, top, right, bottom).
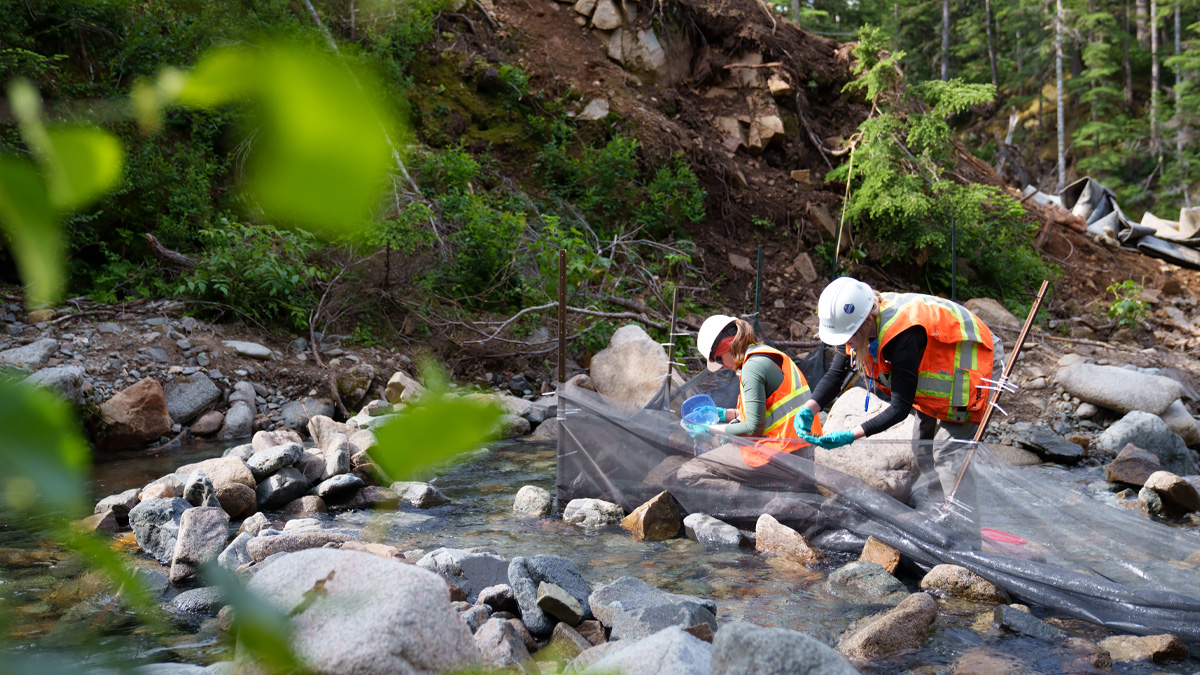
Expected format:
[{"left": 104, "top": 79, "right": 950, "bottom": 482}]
[{"left": 2, "top": 439, "right": 1198, "bottom": 673}]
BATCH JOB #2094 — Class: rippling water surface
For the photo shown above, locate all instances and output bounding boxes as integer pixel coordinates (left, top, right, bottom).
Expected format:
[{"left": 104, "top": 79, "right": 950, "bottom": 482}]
[{"left": 0, "top": 439, "right": 1196, "bottom": 673}]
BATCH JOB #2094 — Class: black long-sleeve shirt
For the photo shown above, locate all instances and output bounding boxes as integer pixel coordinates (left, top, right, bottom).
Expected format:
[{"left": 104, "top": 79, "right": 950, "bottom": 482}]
[{"left": 810, "top": 325, "right": 928, "bottom": 437}]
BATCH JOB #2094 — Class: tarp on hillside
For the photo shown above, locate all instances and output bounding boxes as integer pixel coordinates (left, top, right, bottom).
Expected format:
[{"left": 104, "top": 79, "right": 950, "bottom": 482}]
[
  {"left": 1053, "top": 177, "right": 1200, "bottom": 270},
  {"left": 556, "top": 368, "right": 1200, "bottom": 640}
]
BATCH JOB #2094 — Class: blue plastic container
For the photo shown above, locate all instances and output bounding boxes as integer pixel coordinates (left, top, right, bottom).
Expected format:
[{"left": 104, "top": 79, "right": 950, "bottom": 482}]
[{"left": 681, "top": 394, "right": 719, "bottom": 425}]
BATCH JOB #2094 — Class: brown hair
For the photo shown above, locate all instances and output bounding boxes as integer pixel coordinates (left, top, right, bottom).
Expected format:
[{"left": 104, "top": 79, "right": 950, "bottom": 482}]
[{"left": 728, "top": 318, "right": 759, "bottom": 367}]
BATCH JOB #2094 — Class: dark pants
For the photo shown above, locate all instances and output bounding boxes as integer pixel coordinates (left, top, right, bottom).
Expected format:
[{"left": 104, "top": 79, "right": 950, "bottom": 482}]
[{"left": 911, "top": 334, "right": 1004, "bottom": 545}]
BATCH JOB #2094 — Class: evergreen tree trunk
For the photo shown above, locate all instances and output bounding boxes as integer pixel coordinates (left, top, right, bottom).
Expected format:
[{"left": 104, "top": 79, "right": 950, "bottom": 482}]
[
  {"left": 1056, "top": 0, "right": 1068, "bottom": 189},
  {"left": 942, "top": 0, "right": 951, "bottom": 81},
  {"left": 985, "top": 0, "right": 999, "bottom": 88},
  {"left": 1124, "top": 3, "right": 1135, "bottom": 106},
  {"left": 1136, "top": 0, "right": 1149, "bottom": 45},
  {"left": 1177, "top": 0, "right": 1185, "bottom": 161},
  {"left": 1151, "top": 0, "right": 1160, "bottom": 155}
]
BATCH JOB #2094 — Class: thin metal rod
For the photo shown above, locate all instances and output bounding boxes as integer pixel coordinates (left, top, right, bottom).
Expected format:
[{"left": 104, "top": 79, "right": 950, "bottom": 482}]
[
  {"left": 665, "top": 286, "right": 679, "bottom": 404},
  {"left": 944, "top": 279, "right": 1050, "bottom": 504},
  {"left": 557, "top": 248, "right": 567, "bottom": 384},
  {"left": 951, "top": 216, "right": 958, "bottom": 303},
  {"left": 753, "top": 244, "right": 763, "bottom": 327}
]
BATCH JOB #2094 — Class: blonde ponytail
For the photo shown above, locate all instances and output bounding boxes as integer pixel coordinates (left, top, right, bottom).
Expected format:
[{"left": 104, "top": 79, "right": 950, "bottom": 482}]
[{"left": 729, "top": 319, "right": 759, "bottom": 367}]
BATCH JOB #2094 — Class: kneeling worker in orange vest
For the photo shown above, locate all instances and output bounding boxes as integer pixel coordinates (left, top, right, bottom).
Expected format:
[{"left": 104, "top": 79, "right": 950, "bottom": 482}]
[
  {"left": 795, "top": 278, "right": 1004, "bottom": 520},
  {"left": 674, "top": 316, "right": 821, "bottom": 490}
]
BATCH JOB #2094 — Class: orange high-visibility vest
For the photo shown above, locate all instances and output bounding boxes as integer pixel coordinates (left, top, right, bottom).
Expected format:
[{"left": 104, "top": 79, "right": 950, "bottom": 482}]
[
  {"left": 736, "top": 345, "right": 822, "bottom": 467},
  {"left": 852, "top": 293, "right": 994, "bottom": 424}
]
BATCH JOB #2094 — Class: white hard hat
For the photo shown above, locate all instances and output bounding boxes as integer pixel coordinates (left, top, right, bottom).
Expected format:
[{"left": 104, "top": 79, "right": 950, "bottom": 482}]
[
  {"left": 817, "top": 277, "right": 875, "bottom": 346},
  {"left": 697, "top": 314, "right": 736, "bottom": 361}
]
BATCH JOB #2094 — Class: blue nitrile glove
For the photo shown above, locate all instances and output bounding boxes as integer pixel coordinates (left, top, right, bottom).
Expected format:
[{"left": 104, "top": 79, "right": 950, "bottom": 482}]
[
  {"left": 680, "top": 418, "right": 711, "bottom": 438},
  {"left": 814, "top": 430, "right": 856, "bottom": 449},
  {"left": 799, "top": 433, "right": 821, "bottom": 445},
  {"left": 794, "top": 407, "right": 816, "bottom": 436}
]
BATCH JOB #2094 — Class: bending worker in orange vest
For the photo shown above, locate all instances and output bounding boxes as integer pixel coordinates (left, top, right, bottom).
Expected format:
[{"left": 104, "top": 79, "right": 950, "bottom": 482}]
[
  {"left": 674, "top": 315, "right": 821, "bottom": 491},
  {"left": 796, "top": 278, "right": 1005, "bottom": 530}
]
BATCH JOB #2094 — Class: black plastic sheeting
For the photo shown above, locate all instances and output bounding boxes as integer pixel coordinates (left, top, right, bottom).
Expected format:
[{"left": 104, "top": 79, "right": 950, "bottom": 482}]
[
  {"left": 1056, "top": 177, "right": 1200, "bottom": 270},
  {"left": 556, "top": 369, "right": 1200, "bottom": 640}
]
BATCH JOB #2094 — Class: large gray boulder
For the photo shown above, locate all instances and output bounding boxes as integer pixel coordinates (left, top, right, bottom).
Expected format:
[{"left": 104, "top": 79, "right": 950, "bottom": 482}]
[
  {"left": 0, "top": 338, "right": 57, "bottom": 370},
  {"left": 589, "top": 325, "right": 679, "bottom": 410},
  {"left": 169, "top": 507, "right": 230, "bottom": 584},
  {"left": 589, "top": 576, "right": 717, "bottom": 641},
  {"left": 817, "top": 388, "right": 918, "bottom": 500},
  {"left": 243, "top": 548, "right": 480, "bottom": 672},
  {"left": 826, "top": 561, "right": 908, "bottom": 605},
  {"left": 26, "top": 365, "right": 86, "bottom": 405},
  {"left": 1054, "top": 363, "right": 1183, "bottom": 416},
  {"left": 314, "top": 474, "right": 364, "bottom": 504},
  {"left": 508, "top": 555, "right": 593, "bottom": 636},
  {"left": 1095, "top": 411, "right": 1198, "bottom": 474},
  {"left": 711, "top": 622, "right": 858, "bottom": 675},
  {"left": 163, "top": 373, "right": 221, "bottom": 425},
  {"left": 128, "top": 498, "right": 191, "bottom": 564},
  {"left": 579, "top": 626, "right": 711, "bottom": 675}
]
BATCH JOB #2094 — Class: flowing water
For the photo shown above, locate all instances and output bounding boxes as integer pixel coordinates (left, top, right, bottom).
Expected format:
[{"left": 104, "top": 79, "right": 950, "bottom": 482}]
[{"left": 2, "top": 439, "right": 1198, "bottom": 673}]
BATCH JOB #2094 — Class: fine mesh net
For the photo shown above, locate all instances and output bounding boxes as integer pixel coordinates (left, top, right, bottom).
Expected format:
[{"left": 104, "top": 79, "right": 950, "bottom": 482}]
[{"left": 556, "top": 367, "right": 1200, "bottom": 640}]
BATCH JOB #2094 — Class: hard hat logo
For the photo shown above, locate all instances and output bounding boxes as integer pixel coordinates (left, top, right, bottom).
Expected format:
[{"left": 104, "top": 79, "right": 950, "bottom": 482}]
[{"left": 844, "top": 303, "right": 855, "bottom": 315}]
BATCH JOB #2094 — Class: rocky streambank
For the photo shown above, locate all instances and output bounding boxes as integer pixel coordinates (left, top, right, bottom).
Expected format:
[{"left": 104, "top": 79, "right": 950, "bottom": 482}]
[
  {"left": 0, "top": 301, "right": 558, "bottom": 451},
  {"left": 70, "top": 428, "right": 1196, "bottom": 675}
]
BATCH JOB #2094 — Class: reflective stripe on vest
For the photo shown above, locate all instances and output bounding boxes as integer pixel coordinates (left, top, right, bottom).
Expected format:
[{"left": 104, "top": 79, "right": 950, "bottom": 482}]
[
  {"left": 860, "top": 293, "right": 993, "bottom": 424},
  {"left": 736, "top": 345, "right": 821, "bottom": 467}
]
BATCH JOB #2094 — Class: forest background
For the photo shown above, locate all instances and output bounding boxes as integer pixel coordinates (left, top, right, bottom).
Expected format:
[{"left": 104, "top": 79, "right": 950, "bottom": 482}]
[{"left": 1, "top": 0, "right": 1198, "bottom": 371}]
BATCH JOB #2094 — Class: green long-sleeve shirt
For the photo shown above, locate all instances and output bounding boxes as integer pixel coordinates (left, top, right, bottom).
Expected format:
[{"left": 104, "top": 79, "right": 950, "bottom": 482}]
[{"left": 718, "top": 352, "right": 785, "bottom": 436}]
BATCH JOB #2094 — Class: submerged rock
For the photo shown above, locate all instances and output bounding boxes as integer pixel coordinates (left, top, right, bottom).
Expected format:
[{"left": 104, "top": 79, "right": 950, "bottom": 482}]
[
  {"left": 837, "top": 592, "right": 938, "bottom": 660},
  {"left": 683, "top": 513, "right": 742, "bottom": 548},
  {"left": 993, "top": 604, "right": 1066, "bottom": 641},
  {"left": 513, "top": 485, "right": 554, "bottom": 516},
  {"left": 1099, "top": 633, "right": 1188, "bottom": 663},
  {"left": 393, "top": 481, "right": 450, "bottom": 508},
  {"left": 563, "top": 498, "right": 624, "bottom": 527},
  {"left": 589, "top": 576, "right": 717, "bottom": 641},
  {"left": 827, "top": 561, "right": 907, "bottom": 604}
]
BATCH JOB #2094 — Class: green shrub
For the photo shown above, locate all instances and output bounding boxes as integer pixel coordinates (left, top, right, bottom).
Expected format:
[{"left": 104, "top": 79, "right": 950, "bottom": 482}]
[
  {"left": 178, "top": 220, "right": 326, "bottom": 329},
  {"left": 1106, "top": 280, "right": 1147, "bottom": 330},
  {"left": 831, "top": 26, "right": 1055, "bottom": 299}
]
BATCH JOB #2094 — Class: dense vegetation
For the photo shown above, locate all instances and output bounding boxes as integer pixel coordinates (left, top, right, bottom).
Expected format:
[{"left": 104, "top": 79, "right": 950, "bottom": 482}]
[
  {"left": 5, "top": 0, "right": 1189, "bottom": 345},
  {"left": 776, "top": 0, "right": 1200, "bottom": 215}
]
